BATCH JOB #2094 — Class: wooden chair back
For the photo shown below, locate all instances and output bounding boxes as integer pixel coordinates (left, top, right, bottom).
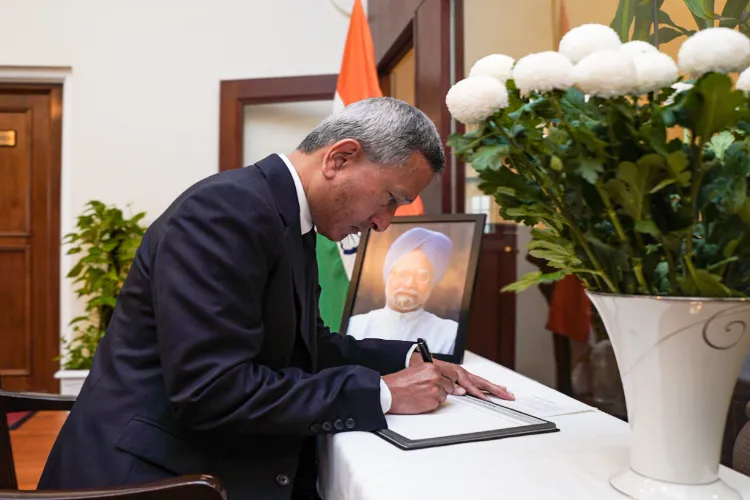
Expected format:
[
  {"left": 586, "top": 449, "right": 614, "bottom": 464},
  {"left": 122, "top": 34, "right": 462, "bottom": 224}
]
[{"left": 0, "top": 380, "right": 226, "bottom": 499}]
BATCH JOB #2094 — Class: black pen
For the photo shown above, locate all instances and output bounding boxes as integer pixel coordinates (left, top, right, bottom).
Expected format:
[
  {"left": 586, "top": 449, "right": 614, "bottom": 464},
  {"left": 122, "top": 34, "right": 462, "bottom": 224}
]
[{"left": 417, "top": 338, "right": 433, "bottom": 363}]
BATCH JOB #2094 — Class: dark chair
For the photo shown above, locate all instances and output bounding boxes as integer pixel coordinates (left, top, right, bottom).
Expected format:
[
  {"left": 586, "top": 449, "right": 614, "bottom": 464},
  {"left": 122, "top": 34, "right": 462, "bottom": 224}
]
[{"left": 0, "top": 383, "right": 226, "bottom": 500}]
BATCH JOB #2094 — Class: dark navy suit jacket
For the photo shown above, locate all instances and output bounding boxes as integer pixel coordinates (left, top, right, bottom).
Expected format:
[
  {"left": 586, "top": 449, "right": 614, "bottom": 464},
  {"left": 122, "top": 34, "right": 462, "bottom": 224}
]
[{"left": 38, "top": 155, "right": 414, "bottom": 500}]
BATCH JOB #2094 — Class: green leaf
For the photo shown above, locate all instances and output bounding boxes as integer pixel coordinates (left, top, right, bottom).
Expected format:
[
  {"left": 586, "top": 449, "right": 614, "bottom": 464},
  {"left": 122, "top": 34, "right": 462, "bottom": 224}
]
[
  {"left": 501, "top": 270, "right": 567, "bottom": 293},
  {"left": 678, "top": 269, "right": 732, "bottom": 297},
  {"left": 719, "top": 0, "right": 749, "bottom": 27},
  {"left": 658, "top": 9, "right": 697, "bottom": 35},
  {"left": 635, "top": 220, "right": 662, "bottom": 237},
  {"left": 577, "top": 158, "right": 604, "bottom": 184},
  {"left": 632, "top": 0, "right": 659, "bottom": 40},
  {"left": 657, "top": 27, "right": 687, "bottom": 44},
  {"left": 650, "top": 178, "right": 677, "bottom": 194},
  {"left": 685, "top": 0, "right": 716, "bottom": 27},
  {"left": 707, "top": 131, "right": 735, "bottom": 161},
  {"left": 470, "top": 144, "right": 509, "bottom": 171},
  {"left": 550, "top": 155, "right": 564, "bottom": 172},
  {"left": 606, "top": 156, "right": 662, "bottom": 220},
  {"left": 666, "top": 150, "right": 692, "bottom": 187},
  {"left": 683, "top": 73, "right": 746, "bottom": 142},
  {"left": 610, "top": 0, "right": 637, "bottom": 42},
  {"left": 740, "top": 199, "right": 750, "bottom": 224}
]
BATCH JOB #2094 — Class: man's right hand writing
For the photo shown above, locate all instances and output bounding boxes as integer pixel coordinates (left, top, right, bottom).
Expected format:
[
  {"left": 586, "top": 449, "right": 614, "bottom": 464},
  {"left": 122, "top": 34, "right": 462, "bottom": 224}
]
[{"left": 382, "top": 363, "right": 457, "bottom": 414}]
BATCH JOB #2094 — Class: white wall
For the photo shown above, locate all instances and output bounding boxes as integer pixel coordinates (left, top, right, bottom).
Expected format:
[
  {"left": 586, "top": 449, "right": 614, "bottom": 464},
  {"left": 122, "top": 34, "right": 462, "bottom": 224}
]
[
  {"left": 243, "top": 100, "right": 334, "bottom": 165},
  {"left": 0, "top": 0, "right": 358, "bottom": 344}
]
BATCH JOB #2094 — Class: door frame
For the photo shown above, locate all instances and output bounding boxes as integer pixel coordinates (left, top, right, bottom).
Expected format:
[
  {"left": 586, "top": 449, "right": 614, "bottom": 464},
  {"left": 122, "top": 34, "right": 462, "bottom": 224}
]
[
  {"left": 218, "top": 74, "right": 338, "bottom": 171},
  {"left": 369, "top": 0, "right": 465, "bottom": 215},
  {"left": 0, "top": 71, "right": 65, "bottom": 392}
]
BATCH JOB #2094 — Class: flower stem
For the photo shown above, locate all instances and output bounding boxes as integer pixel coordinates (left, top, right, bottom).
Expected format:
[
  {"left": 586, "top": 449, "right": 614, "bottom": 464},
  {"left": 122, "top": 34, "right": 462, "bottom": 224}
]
[{"left": 498, "top": 127, "right": 617, "bottom": 293}]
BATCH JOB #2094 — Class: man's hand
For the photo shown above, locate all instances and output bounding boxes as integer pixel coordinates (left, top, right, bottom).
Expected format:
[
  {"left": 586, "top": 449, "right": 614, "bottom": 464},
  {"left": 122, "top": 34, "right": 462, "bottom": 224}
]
[
  {"left": 382, "top": 364, "right": 457, "bottom": 414},
  {"left": 409, "top": 352, "right": 515, "bottom": 402}
]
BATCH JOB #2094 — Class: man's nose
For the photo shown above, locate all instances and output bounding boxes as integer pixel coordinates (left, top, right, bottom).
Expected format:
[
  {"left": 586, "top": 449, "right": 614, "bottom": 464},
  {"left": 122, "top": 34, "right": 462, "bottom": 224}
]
[{"left": 369, "top": 210, "right": 394, "bottom": 232}]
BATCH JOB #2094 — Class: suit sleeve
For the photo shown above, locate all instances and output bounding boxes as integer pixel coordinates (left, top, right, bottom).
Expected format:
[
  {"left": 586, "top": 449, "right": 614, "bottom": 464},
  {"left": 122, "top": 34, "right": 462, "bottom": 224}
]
[
  {"left": 151, "top": 182, "right": 387, "bottom": 435},
  {"left": 314, "top": 287, "right": 415, "bottom": 375}
]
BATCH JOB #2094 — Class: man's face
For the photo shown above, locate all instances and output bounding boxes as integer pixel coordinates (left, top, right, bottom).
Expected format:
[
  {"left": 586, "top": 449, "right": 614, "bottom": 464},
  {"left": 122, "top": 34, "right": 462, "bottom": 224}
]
[
  {"left": 309, "top": 140, "right": 435, "bottom": 242},
  {"left": 385, "top": 249, "right": 433, "bottom": 313}
]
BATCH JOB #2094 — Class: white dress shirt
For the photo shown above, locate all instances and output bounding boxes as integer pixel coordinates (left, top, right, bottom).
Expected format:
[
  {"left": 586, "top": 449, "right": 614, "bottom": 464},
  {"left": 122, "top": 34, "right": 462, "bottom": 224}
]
[
  {"left": 277, "top": 154, "right": 417, "bottom": 413},
  {"left": 347, "top": 307, "right": 458, "bottom": 355}
]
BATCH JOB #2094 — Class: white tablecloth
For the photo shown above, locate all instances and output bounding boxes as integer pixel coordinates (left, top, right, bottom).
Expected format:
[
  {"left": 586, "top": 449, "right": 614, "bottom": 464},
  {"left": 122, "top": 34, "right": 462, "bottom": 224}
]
[{"left": 319, "top": 351, "right": 750, "bottom": 500}]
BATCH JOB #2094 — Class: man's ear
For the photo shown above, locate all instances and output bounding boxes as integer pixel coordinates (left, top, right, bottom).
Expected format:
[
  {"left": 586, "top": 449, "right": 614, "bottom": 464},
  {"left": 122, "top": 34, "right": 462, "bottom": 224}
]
[{"left": 321, "top": 139, "right": 362, "bottom": 180}]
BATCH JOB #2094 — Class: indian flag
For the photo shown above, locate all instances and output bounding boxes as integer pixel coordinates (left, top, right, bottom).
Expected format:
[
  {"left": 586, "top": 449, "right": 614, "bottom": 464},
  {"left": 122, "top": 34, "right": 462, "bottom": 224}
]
[{"left": 317, "top": 0, "right": 424, "bottom": 332}]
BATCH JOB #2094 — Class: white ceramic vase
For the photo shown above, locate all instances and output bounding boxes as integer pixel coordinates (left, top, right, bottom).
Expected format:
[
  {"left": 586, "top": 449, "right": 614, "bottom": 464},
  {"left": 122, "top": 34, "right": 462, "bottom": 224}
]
[{"left": 587, "top": 292, "right": 750, "bottom": 500}]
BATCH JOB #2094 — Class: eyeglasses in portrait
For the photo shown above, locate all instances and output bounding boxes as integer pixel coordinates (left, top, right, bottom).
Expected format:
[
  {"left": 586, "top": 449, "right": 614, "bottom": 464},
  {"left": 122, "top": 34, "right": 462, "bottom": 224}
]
[{"left": 339, "top": 214, "right": 485, "bottom": 363}]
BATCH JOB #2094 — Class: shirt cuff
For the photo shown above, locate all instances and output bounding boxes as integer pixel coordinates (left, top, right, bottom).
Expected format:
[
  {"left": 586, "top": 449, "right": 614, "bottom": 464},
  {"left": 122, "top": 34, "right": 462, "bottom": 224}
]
[
  {"left": 379, "top": 379, "right": 392, "bottom": 413},
  {"left": 381, "top": 343, "right": 419, "bottom": 414},
  {"left": 405, "top": 343, "right": 419, "bottom": 367}
]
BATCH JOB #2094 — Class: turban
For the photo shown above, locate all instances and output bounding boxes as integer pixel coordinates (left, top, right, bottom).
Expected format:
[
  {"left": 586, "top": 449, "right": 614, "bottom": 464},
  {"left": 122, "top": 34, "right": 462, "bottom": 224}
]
[{"left": 382, "top": 227, "right": 453, "bottom": 285}]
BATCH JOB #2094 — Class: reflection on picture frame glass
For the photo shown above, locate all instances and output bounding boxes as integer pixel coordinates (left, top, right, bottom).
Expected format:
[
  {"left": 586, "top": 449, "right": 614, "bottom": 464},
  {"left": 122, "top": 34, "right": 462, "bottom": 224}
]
[{"left": 340, "top": 214, "right": 485, "bottom": 364}]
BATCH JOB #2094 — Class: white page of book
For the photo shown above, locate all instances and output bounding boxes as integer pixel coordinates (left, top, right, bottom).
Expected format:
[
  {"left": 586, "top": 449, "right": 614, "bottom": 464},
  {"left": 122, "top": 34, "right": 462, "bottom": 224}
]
[
  {"left": 490, "top": 394, "right": 595, "bottom": 419},
  {"left": 384, "top": 395, "right": 540, "bottom": 441}
]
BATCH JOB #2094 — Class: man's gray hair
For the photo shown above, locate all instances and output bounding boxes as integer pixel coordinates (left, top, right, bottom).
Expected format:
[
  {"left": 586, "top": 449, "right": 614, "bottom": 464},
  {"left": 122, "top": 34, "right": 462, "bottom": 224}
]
[{"left": 297, "top": 97, "right": 445, "bottom": 174}]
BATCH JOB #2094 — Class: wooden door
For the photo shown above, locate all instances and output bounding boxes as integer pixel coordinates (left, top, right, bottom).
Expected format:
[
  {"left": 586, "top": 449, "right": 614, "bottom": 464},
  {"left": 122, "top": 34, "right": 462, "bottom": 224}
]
[{"left": 0, "top": 85, "right": 62, "bottom": 393}]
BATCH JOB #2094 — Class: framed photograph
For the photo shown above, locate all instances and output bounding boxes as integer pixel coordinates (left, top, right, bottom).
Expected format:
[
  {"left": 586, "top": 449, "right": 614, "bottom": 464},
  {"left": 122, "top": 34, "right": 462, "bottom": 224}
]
[{"left": 339, "top": 214, "right": 486, "bottom": 364}]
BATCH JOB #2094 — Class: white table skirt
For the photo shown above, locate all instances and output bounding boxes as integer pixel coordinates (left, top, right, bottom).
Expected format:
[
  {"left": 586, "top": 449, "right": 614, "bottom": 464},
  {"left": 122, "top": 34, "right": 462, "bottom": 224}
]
[{"left": 319, "top": 351, "right": 750, "bottom": 500}]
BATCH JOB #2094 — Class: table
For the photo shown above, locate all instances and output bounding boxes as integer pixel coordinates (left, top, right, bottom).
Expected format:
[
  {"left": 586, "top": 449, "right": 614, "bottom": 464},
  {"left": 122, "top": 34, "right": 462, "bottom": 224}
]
[{"left": 319, "top": 351, "right": 750, "bottom": 500}]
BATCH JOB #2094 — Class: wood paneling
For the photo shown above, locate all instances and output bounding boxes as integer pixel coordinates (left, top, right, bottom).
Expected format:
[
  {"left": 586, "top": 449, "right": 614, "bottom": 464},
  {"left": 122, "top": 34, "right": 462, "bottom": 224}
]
[
  {"left": 0, "top": 247, "right": 31, "bottom": 375},
  {"left": 0, "top": 85, "right": 62, "bottom": 393},
  {"left": 368, "top": 0, "right": 423, "bottom": 67},
  {"left": 219, "top": 75, "right": 338, "bottom": 172},
  {"left": 369, "top": 0, "right": 464, "bottom": 214},
  {"left": 0, "top": 110, "right": 31, "bottom": 236},
  {"left": 465, "top": 225, "right": 517, "bottom": 368}
]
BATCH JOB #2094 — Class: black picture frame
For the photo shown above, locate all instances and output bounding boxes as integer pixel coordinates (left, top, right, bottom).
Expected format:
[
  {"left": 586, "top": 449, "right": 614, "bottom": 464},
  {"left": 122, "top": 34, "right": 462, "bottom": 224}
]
[{"left": 339, "top": 214, "right": 486, "bottom": 364}]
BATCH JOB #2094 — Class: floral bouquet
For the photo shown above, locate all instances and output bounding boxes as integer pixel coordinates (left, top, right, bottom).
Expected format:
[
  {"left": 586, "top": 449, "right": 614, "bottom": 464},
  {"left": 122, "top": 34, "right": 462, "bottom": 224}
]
[{"left": 447, "top": 24, "right": 750, "bottom": 298}]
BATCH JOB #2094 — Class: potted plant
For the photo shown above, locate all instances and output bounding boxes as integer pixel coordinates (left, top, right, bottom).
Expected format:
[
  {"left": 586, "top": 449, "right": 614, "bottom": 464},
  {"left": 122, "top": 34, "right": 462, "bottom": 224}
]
[
  {"left": 55, "top": 201, "right": 146, "bottom": 395},
  {"left": 447, "top": 24, "right": 750, "bottom": 499}
]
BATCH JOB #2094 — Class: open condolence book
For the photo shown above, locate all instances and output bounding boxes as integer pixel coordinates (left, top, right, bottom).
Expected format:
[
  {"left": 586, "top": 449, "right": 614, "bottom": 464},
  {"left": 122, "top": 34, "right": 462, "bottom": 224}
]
[{"left": 376, "top": 394, "right": 559, "bottom": 450}]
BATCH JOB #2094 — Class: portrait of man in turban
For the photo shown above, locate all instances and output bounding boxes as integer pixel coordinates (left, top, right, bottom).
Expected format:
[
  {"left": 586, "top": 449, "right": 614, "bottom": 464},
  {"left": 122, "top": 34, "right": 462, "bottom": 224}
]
[{"left": 346, "top": 227, "right": 459, "bottom": 354}]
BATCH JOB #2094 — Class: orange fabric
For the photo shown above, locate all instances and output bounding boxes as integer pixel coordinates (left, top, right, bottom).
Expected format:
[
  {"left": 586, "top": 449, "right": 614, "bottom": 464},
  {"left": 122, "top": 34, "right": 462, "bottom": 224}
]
[
  {"left": 546, "top": 275, "right": 591, "bottom": 343},
  {"left": 557, "top": 0, "right": 570, "bottom": 50},
  {"left": 337, "top": 0, "right": 423, "bottom": 214},
  {"left": 395, "top": 196, "right": 424, "bottom": 216},
  {"left": 336, "top": 0, "right": 382, "bottom": 105}
]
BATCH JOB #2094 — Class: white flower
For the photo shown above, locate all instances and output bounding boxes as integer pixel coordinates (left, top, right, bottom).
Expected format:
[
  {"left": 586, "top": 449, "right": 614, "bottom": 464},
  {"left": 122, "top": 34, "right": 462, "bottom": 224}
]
[
  {"left": 571, "top": 49, "right": 637, "bottom": 98},
  {"left": 664, "top": 82, "right": 693, "bottom": 105},
  {"left": 469, "top": 54, "right": 515, "bottom": 83},
  {"left": 678, "top": 27, "right": 750, "bottom": 76},
  {"left": 738, "top": 67, "right": 750, "bottom": 92},
  {"left": 620, "top": 40, "right": 658, "bottom": 56},
  {"left": 445, "top": 76, "right": 509, "bottom": 125},
  {"left": 559, "top": 23, "right": 621, "bottom": 63},
  {"left": 512, "top": 51, "right": 573, "bottom": 95},
  {"left": 632, "top": 52, "right": 678, "bottom": 94}
]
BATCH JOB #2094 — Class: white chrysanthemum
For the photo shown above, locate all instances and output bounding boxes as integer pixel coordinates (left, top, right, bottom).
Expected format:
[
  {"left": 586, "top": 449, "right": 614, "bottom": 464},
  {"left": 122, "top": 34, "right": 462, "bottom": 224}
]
[
  {"left": 678, "top": 27, "right": 750, "bottom": 76},
  {"left": 469, "top": 54, "right": 515, "bottom": 83},
  {"left": 559, "top": 23, "right": 621, "bottom": 63},
  {"left": 571, "top": 49, "right": 637, "bottom": 97},
  {"left": 620, "top": 40, "right": 658, "bottom": 56},
  {"left": 632, "top": 52, "right": 678, "bottom": 94},
  {"left": 738, "top": 67, "right": 750, "bottom": 92},
  {"left": 445, "top": 76, "right": 509, "bottom": 125},
  {"left": 512, "top": 51, "right": 573, "bottom": 96}
]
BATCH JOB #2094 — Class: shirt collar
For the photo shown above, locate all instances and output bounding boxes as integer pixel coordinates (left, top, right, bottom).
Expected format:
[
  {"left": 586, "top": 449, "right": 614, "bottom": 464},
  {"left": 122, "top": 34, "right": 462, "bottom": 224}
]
[{"left": 278, "top": 153, "right": 313, "bottom": 234}]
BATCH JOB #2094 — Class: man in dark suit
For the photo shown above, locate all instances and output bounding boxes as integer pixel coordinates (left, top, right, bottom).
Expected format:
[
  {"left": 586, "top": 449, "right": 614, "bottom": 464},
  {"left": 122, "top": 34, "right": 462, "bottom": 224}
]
[{"left": 38, "top": 97, "right": 513, "bottom": 500}]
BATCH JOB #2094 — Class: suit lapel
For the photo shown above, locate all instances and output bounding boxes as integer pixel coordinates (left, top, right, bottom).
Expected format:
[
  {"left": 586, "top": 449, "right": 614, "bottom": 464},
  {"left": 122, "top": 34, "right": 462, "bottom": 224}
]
[{"left": 256, "top": 155, "right": 313, "bottom": 357}]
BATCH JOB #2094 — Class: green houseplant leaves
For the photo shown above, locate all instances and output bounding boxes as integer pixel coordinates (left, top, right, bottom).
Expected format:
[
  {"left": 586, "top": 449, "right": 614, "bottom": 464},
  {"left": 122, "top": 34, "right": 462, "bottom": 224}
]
[{"left": 60, "top": 201, "right": 147, "bottom": 369}]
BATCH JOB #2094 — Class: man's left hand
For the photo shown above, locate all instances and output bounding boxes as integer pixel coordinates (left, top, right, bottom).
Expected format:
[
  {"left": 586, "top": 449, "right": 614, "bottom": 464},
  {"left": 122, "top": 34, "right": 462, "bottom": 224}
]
[{"left": 409, "top": 353, "right": 515, "bottom": 401}]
